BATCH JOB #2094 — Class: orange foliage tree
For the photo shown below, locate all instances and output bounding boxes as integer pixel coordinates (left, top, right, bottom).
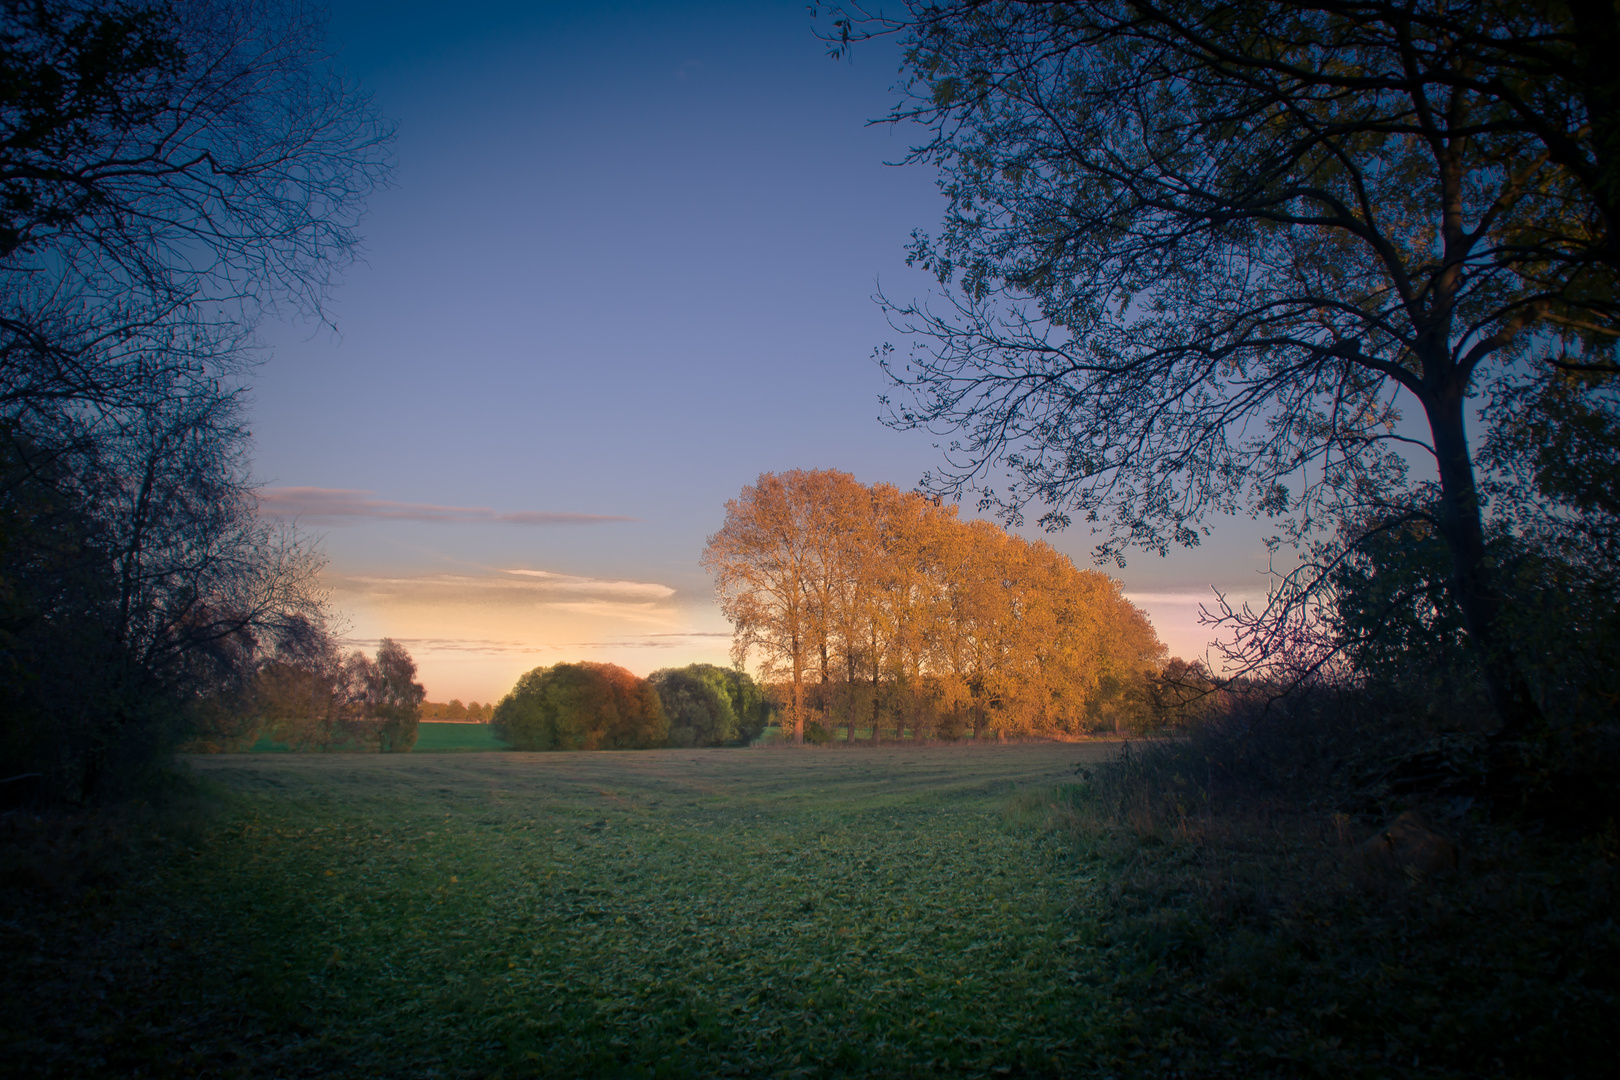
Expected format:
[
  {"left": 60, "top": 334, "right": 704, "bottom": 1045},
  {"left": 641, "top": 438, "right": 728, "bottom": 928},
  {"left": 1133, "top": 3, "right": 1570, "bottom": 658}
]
[{"left": 704, "top": 469, "right": 1165, "bottom": 742}]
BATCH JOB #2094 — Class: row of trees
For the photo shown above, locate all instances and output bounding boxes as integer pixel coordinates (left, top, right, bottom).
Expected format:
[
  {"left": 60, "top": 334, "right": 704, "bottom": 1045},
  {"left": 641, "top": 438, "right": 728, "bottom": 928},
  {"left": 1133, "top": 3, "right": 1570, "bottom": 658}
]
[
  {"left": 1, "top": 0, "right": 391, "bottom": 797},
  {"left": 702, "top": 469, "right": 1166, "bottom": 744},
  {"left": 422, "top": 699, "right": 495, "bottom": 722},
  {"left": 232, "top": 637, "right": 426, "bottom": 753},
  {"left": 491, "top": 662, "right": 772, "bottom": 752}
]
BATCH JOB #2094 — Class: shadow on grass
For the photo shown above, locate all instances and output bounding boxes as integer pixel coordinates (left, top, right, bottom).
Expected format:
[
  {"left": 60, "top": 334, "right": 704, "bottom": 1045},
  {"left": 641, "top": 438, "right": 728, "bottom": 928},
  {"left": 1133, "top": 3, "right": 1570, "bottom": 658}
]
[{"left": 1052, "top": 690, "right": 1620, "bottom": 1078}]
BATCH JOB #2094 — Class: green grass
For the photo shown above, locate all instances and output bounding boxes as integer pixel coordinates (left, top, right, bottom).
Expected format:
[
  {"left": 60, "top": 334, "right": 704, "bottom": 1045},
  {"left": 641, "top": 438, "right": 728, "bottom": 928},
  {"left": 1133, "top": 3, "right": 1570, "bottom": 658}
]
[
  {"left": 249, "top": 721, "right": 510, "bottom": 753},
  {"left": 1, "top": 744, "right": 1129, "bottom": 1077},
  {"left": 412, "top": 720, "right": 511, "bottom": 751}
]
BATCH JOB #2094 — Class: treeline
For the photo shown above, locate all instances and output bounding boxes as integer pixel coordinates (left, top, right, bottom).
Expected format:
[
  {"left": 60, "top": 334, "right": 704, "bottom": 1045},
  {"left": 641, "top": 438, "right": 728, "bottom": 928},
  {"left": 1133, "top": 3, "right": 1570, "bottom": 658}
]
[
  {"left": 229, "top": 638, "right": 428, "bottom": 753},
  {"left": 492, "top": 662, "right": 773, "bottom": 751},
  {"left": 702, "top": 470, "right": 1168, "bottom": 744},
  {"left": 0, "top": 1, "right": 388, "bottom": 800},
  {"left": 422, "top": 700, "right": 495, "bottom": 722}
]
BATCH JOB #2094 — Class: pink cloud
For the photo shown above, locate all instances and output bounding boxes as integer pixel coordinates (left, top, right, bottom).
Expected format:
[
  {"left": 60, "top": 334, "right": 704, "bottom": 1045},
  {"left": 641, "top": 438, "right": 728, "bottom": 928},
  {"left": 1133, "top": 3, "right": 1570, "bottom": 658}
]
[{"left": 257, "top": 487, "right": 636, "bottom": 526}]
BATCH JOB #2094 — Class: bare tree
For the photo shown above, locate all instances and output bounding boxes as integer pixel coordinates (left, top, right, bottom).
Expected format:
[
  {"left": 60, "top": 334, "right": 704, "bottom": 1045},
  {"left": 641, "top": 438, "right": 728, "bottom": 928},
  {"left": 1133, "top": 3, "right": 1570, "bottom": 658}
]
[
  {"left": 823, "top": 0, "right": 1620, "bottom": 733},
  {"left": 1, "top": 0, "right": 392, "bottom": 403}
]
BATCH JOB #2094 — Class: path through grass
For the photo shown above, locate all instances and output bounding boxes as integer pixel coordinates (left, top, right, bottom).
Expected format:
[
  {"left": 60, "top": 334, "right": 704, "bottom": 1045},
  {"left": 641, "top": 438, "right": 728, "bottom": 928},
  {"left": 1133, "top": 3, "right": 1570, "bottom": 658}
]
[{"left": 5, "top": 744, "right": 1123, "bottom": 1077}]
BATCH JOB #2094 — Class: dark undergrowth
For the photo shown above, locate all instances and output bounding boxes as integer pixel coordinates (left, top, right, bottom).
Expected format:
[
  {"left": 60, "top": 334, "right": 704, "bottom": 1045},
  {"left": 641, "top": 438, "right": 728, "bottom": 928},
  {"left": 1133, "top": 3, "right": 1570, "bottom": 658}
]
[{"left": 1059, "top": 688, "right": 1620, "bottom": 1078}]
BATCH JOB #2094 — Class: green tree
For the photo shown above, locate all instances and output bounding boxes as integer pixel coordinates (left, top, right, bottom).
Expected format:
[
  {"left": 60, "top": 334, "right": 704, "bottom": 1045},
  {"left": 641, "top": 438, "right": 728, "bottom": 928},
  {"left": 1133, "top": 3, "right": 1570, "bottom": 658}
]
[
  {"left": 828, "top": 0, "right": 1620, "bottom": 734},
  {"left": 492, "top": 662, "right": 667, "bottom": 752},
  {"left": 649, "top": 664, "right": 774, "bottom": 747},
  {"left": 369, "top": 638, "right": 425, "bottom": 752},
  {"left": 649, "top": 666, "right": 736, "bottom": 747}
]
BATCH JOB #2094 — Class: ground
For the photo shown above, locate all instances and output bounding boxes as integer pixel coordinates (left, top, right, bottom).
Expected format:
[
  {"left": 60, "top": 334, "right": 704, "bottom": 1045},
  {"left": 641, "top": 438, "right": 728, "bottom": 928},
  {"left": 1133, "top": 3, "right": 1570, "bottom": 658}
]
[{"left": 3, "top": 743, "right": 1126, "bottom": 1078}]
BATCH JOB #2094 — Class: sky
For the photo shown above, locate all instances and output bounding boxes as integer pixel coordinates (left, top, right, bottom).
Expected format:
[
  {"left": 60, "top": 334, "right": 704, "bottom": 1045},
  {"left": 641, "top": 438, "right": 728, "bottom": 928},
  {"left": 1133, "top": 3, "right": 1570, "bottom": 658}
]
[{"left": 251, "top": 0, "right": 1279, "bottom": 702}]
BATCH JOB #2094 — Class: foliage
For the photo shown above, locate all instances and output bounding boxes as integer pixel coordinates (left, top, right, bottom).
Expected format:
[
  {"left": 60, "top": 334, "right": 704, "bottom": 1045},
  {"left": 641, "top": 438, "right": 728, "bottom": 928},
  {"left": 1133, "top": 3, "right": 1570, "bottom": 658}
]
[
  {"left": 0, "top": 0, "right": 390, "bottom": 799},
  {"left": 421, "top": 699, "right": 495, "bottom": 721},
  {"left": 825, "top": 0, "right": 1620, "bottom": 732},
  {"left": 649, "top": 663, "right": 772, "bottom": 747},
  {"left": 235, "top": 637, "right": 426, "bottom": 753},
  {"left": 492, "top": 662, "right": 667, "bottom": 752},
  {"left": 0, "top": 400, "right": 329, "bottom": 794},
  {"left": 363, "top": 638, "right": 426, "bottom": 752},
  {"left": 704, "top": 469, "right": 1165, "bottom": 745},
  {"left": 1050, "top": 682, "right": 1620, "bottom": 1077}
]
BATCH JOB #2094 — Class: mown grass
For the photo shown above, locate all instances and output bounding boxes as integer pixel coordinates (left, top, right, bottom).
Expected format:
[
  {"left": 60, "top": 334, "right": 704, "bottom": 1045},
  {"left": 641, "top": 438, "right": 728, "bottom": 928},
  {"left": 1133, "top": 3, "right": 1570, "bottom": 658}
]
[
  {"left": 9, "top": 735, "right": 1608, "bottom": 1078},
  {"left": 1, "top": 744, "right": 1131, "bottom": 1078}
]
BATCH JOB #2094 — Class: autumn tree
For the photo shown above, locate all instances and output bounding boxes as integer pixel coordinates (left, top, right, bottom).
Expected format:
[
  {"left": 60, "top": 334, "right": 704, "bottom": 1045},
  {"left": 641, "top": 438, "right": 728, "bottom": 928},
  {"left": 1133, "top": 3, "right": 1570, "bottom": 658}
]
[
  {"left": 824, "top": 0, "right": 1620, "bottom": 734},
  {"left": 492, "top": 662, "right": 667, "bottom": 752},
  {"left": 705, "top": 469, "right": 1165, "bottom": 741},
  {"left": 702, "top": 471, "right": 821, "bottom": 743}
]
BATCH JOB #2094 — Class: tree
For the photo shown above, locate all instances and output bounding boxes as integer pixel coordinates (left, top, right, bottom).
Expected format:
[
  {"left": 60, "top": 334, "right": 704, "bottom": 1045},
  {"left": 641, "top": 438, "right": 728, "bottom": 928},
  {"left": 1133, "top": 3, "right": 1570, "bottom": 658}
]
[
  {"left": 649, "top": 665, "right": 737, "bottom": 747},
  {"left": 0, "top": 0, "right": 389, "bottom": 795},
  {"left": 492, "top": 663, "right": 667, "bottom": 752},
  {"left": 1, "top": 0, "right": 391, "bottom": 410},
  {"left": 367, "top": 638, "right": 425, "bottom": 752},
  {"left": 824, "top": 0, "right": 1620, "bottom": 734},
  {"left": 650, "top": 663, "right": 774, "bottom": 747},
  {"left": 702, "top": 471, "right": 821, "bottom": 743},
  {"left": 2, "top": 378, "right": 330, "bottom": 789}
]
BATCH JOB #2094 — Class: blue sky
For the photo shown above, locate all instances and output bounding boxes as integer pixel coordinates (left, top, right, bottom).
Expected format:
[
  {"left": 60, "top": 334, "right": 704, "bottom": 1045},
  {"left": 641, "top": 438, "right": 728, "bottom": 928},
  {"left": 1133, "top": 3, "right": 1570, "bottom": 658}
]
[{"left": 252, "top": 0, "right": 1276, "bottom": 701}]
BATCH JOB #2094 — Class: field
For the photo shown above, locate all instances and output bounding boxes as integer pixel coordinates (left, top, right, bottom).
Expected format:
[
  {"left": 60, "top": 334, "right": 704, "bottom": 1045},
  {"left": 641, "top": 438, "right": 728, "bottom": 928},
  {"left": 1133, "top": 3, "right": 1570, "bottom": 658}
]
[
  {"left": 249, "top": 720, "right": 512, "bottom": 752},
  {"left": 3, "top": 743, "right": 1129, "bottom": 1077}
]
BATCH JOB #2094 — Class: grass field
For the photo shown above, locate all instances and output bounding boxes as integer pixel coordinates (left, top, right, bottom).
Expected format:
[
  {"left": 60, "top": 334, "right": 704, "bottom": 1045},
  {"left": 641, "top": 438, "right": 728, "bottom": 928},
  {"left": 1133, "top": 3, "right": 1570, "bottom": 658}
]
[
  {"left": 3, "top": 743, "right": 1128, "bottom": 1077},
  {"left": 249, "top": 720, "right": 512, "bottom": 752}
]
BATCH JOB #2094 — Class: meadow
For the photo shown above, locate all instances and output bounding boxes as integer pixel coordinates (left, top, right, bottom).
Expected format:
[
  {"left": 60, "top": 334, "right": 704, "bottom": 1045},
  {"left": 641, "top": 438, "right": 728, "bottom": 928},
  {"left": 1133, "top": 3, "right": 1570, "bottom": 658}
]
[{"left": 3, "top": 743, "right": 1134, "bottom": 1078}]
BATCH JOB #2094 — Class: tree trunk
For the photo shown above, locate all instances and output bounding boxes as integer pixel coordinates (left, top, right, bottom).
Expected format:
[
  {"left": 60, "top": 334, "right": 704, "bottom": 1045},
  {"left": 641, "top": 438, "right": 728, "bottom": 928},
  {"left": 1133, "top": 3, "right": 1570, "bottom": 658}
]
[
  {"left": 870, "top": 638, "right": 881, "bottom": 744},
  {"left": 791, "top": 628, "right": 804, "bottom": 745},
  {"left": 1426, "top": 392, "right": 1544, "bottom": 735}
]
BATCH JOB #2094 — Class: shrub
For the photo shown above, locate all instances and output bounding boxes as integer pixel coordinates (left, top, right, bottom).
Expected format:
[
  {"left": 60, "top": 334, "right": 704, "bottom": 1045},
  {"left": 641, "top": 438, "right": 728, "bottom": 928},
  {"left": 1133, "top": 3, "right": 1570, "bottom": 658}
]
[
  {"left": 648, "top": 664, "right": 772, "bottom": 747},
  {"left": 492, "top": 663, "right": 666, "bottom": 751}
]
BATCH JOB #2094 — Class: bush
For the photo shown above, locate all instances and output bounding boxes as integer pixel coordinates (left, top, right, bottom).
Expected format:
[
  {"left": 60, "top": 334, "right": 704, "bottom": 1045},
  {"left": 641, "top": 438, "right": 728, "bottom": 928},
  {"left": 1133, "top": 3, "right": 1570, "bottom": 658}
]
[
  {"left": 648, "top": 664, "right": 773, "bottom": 747},
  {"left": 1061, "top": 684, "right": 1620, "bottom": 1078},
  {"left": 492, "top": 663, "right": 666, "bottom": 752}
]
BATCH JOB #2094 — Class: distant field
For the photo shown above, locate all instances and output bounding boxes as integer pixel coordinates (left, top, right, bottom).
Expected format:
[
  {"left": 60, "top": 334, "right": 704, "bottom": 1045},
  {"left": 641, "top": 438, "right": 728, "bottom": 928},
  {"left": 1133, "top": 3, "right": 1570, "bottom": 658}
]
[
  {"left": 5, "top": 744, "right": 1125, "bottom": 1076},
  {"left": 413, "top": 721, "right": 510, "bottom": 750},
  {"left": 249, "top": 720, "right": 510, "bottom": 752}
]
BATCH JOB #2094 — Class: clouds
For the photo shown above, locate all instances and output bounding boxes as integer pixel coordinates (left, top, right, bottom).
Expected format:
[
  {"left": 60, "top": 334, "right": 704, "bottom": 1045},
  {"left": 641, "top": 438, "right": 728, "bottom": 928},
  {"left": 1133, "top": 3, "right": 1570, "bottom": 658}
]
[
  {"left": 501, "top": 568, "right": 673, "bottom": 599},
  {"left": 257, "top": 487, "right": 636, "bottom": 526},
  {"left": 323, "top": 566, "right": 731, "bottom": 698}
]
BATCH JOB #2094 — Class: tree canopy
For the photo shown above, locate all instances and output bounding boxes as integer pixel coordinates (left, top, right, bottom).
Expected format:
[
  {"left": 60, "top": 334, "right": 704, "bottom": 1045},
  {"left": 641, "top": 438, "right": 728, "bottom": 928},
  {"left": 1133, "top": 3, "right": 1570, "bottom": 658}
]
[
  {"left": 492, "top": 663, "right": 668, "bottom": 752},
  {"left": 704, "top": 469, "right": 1164, "bottom": 742},
  {"left": 649, "top": 664, "right": 773, "bottom": 747},
  {"left": 823, "top": 0, "right": 1620, "bottom": 733}
]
